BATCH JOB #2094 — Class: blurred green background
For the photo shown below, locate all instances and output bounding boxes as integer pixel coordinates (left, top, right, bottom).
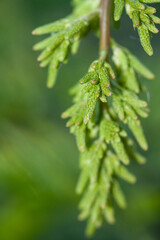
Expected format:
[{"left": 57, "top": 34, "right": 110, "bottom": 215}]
[{"left": 0, "top": 0, "right": 160, "bottom": 239}]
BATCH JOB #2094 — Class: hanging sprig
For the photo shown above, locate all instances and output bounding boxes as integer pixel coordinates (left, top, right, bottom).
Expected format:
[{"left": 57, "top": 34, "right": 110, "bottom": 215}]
[
  {"left": 61, "top": 40, "right": 152, "bottom": 234},
  {"left": 114, "top": 0, "right": 160, "bottom": 55},
  {"left": 62, "top": 76, "right": 141, "bottom": 235}
]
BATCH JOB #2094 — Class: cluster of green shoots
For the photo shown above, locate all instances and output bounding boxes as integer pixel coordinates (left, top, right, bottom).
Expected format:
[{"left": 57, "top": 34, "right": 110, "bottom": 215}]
[
  {"left": 123, "top": 0, "right": 160, "bottom": 55},
  {"left": 32, "top": 0, "right": 159, "bottom": 236}
]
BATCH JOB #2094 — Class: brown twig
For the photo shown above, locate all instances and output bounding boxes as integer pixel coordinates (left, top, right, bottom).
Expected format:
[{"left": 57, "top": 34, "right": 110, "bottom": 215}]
[{"left": 100, "top": 0, "right": 112, "bottom": 60}]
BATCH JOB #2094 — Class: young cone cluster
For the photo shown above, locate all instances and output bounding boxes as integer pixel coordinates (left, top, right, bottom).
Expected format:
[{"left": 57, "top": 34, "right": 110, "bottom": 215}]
[
  {"left": 32, "top": 0, "right": 158, "bottom": 236},
  {"left": 114, "top": 0, "right": 160, "bottom": 55}
]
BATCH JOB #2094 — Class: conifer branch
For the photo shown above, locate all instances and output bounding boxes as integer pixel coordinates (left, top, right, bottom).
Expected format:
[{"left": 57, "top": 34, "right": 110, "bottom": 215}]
[{"left": 32, "top": 0, "right": 158, "bottom": 236}]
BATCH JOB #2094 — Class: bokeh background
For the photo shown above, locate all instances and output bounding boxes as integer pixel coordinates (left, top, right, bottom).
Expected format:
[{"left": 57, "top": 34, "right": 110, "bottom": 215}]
[{"left": 0, "top": 0, "right": 160, "bottom": 239}]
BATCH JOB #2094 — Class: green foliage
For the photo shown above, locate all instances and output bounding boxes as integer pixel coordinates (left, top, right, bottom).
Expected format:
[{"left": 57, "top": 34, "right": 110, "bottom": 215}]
[
  {"left": 32, "top": 0, "right": 158, "bottom": 237},
  {"left": 61, "top": 40, "right": 151, "bottom": 234},
  {"left": 114, "top": 0, "right": 160, "bottom": 55},
  {"left": 32, "top": 7, "right": 99, "bottom": 88}
]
